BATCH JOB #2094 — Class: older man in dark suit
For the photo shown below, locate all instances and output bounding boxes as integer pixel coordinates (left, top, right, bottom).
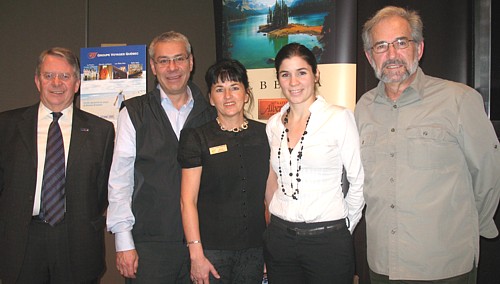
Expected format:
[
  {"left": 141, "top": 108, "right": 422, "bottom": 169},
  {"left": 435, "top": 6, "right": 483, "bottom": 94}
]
[{"left": 0, "top": 47, "right": 115, "bottom": 284}]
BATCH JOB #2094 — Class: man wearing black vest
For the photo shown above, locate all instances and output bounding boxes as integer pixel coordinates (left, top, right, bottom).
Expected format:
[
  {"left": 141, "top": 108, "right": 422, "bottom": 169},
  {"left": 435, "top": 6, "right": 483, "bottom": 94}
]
[{"left": 106, "top": 31, "right": 215, "bottom": 283}]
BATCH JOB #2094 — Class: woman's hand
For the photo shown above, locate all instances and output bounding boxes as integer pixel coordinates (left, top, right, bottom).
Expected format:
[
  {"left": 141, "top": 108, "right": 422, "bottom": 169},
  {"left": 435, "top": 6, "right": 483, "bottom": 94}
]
[{"left": 190, "top": 256, "right": 220, "bottom": 283}]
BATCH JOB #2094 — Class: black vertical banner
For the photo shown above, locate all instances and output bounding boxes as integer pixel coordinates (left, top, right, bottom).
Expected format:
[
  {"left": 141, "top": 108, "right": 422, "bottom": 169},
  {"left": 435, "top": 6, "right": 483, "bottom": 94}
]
[{"left": 323, "top": 0, "right": 357, "bottom": 63}]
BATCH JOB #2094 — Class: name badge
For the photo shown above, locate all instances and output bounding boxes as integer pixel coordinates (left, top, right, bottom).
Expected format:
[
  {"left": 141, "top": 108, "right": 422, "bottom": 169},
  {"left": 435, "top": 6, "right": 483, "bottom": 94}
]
[{"left": 209, "top": 144, "right": 228, "bottom": 155}]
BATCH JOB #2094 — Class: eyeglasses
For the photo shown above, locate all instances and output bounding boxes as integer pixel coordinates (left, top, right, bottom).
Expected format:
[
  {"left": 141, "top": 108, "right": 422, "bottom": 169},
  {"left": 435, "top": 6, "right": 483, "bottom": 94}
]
[
  {"left": 153, "top": 55, "right": 190, "bottom": 67},
  {"left": 371, "top": 38, "right": 415, "bottom": 54},
  {"left": 40, "top": 72, "right": 73, "bottom": 81}
]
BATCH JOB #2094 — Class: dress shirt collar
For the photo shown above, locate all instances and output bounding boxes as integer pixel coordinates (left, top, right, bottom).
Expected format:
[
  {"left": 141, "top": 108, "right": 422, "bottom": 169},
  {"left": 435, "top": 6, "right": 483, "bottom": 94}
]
[
  {"left": 38, "top": 102, "right": 73, "bottom": 123},
  {"left": 279, "top": 95, "right": 325, "bottom": 116},
  {"left": 157, "top": 84, "right": 194, "bottom": 107}
]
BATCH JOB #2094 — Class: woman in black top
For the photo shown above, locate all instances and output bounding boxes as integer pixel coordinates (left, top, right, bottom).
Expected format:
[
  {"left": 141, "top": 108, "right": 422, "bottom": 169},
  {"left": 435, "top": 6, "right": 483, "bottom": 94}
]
[{"left": 178, "top": 59, "right": 270, "bottom": 284}]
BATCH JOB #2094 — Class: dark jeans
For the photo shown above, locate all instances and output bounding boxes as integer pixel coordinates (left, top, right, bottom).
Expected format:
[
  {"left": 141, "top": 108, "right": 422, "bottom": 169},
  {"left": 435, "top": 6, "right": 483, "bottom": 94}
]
[
  {"left": 263, "top": 216, "right": 354, "bottom": 284},
  {"left": 204, "top": 247, "right": 264, "bottom": 284},
  {"left": 126, "top": 241, "right": 190, "bottom": 284},
  {"left": 369, "top": 266, "right": 477, "bottom": 284}
]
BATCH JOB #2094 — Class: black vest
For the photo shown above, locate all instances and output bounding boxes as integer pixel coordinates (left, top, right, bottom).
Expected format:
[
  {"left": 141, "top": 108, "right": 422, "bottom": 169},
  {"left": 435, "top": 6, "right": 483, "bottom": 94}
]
[{"left": 124, "top": 84, "right": 215, "bottom": 242}]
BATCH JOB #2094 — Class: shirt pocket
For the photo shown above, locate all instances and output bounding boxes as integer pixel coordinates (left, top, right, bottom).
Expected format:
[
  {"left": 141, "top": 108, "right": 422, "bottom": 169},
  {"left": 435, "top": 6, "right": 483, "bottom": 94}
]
[
  {"left": 360, "top": 132, "right": 377, "bottom": 170},
  {"left": 406, "top": 126, "right": 459, "bottom": 170}
]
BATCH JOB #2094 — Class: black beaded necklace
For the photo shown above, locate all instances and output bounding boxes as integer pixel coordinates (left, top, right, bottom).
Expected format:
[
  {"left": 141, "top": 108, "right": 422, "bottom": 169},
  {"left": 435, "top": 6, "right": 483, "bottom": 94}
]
[{"left": 277, "top": 108, "right": 311, "bottom": 200}]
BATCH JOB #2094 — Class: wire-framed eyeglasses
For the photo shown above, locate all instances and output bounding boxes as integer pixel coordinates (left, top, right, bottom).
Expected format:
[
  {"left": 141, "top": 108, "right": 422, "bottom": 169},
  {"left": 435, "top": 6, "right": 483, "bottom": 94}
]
[
  {"left": 153, "top": 55, "right": 190, "bottom": 67},
  {"left": 40, "top": 72, "right": 74, "bottom": 81},
  {"left": 371, "top": 38, "right": 415, "bottom": 54}
]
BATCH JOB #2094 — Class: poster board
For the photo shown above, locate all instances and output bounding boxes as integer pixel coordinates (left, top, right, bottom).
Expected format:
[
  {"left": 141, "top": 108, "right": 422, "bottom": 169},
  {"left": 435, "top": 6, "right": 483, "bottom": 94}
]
[
  {"left": 80, "top": 45, "right": 147, "bottom": 127},
  {"left": 214, "top": 0, "right": 357, "bottom": 121}
]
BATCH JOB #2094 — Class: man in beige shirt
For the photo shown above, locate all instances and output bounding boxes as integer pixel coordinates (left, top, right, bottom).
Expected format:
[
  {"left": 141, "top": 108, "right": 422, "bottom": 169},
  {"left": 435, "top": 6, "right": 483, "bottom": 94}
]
[{"left": 355, "top": 6, "right": 500, "bottom": 283}]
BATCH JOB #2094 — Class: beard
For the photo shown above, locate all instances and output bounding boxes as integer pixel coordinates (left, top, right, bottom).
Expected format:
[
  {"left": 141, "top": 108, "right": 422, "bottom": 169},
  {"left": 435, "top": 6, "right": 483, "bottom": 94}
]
[{"left": 371, "top": 55, "right": 419, "bottom": 84}]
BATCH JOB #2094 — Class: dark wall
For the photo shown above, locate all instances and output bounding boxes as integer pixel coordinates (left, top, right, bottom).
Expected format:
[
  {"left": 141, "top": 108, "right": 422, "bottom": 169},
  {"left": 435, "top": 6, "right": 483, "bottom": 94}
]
[
  {"left": 0, "top": 1, "right": 87, "bottom": 112},
  {"left": 491, "top": 1, "right": 500, "bottom": 120},
  {"left": 0, "top": 0, "right": 217, "bottom": 113}
]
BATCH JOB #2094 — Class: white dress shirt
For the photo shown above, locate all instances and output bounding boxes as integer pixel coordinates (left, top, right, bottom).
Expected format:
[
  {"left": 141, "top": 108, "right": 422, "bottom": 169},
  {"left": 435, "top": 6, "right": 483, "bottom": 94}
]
[
  {"left": 266, "top": 96, "right": 364, "bottom": 233},
  {"left": 33, "top": 103, "right": 72, "bottom": 215}
]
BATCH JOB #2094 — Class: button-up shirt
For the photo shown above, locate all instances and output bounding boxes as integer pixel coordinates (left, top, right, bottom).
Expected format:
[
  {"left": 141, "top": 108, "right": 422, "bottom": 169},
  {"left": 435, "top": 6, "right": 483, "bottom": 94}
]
[
  {"left": 267, "top": 96, "right": 365, "bottom": 233},
  {"left": 355, "top": 68, "right": 500, "bottom": 280}
]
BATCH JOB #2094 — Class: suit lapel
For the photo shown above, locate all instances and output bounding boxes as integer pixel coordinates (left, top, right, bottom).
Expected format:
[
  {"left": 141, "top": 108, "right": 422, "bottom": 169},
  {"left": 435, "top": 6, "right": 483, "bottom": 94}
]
[
  {"left": 17, "top": 104, "right": 39, "bottom": 168},
  {"left": 67, "top": 108, "right": 89, "bottom": 172}
]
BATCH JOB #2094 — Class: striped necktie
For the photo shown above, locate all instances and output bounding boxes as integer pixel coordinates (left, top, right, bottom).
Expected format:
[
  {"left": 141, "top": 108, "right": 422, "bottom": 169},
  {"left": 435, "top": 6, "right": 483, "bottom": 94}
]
[{"left": 41, "top": 112, "right": 65, "bottom": 226}]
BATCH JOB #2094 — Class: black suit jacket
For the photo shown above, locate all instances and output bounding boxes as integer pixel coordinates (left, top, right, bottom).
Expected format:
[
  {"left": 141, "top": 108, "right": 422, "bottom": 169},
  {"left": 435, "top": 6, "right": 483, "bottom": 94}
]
[{"left": 0, "top": 103, "right": 115, "bottom": 283}]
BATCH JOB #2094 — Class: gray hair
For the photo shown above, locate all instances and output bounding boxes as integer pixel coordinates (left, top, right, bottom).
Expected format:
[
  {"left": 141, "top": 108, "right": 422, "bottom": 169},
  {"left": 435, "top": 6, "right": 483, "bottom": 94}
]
[
  {"left": 149, "top": 31, "right": 192, "bottom": 59},
  {"left": 35, "top": 47, "right": 81, "bottom": 80},
  {"left": 362, "top": 6, "right": 424, "bottom": 52}
]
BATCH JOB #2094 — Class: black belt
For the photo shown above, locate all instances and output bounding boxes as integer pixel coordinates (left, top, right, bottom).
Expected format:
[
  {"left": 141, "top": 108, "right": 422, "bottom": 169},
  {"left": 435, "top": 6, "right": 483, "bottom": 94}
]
[{"left": 270, "top": 215, "right": 346, "bottom": 236}]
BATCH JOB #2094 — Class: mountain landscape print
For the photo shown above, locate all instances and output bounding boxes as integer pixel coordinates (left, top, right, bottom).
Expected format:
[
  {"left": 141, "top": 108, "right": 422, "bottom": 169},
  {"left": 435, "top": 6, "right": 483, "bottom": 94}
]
[{"left": 218, "top": 0, "right": 336, "bottom": 69}]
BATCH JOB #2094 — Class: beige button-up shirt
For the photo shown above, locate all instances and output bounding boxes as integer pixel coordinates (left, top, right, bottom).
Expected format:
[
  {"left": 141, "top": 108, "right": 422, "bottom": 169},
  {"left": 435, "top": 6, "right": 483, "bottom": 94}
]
[{"left": 355, "top": 68, "right": 500, "bottom": 280}]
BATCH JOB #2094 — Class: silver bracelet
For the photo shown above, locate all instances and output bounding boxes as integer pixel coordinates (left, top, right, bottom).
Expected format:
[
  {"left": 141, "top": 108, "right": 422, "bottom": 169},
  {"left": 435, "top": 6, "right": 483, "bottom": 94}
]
[{"left": 186, "top": 240, "right": 201, "bottom": 247}]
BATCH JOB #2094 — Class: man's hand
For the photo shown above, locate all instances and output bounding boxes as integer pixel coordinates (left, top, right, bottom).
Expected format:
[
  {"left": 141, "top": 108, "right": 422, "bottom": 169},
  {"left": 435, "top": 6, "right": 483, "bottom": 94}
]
[{"left": 116, "top": 249, "right": 139, "bottom": 278}]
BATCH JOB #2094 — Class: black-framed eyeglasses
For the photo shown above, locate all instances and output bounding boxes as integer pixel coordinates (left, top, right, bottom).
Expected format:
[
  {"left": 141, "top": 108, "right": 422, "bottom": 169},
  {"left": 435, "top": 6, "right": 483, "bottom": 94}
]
[
  {"left": 153, "top": 54, "right": 190, "bottom": 67},
  {"left": 371, "top": 38, "right": 415, "bottom": 54},
  {"left": 40, "top": 72, "right": 73, "bottom": 81}
]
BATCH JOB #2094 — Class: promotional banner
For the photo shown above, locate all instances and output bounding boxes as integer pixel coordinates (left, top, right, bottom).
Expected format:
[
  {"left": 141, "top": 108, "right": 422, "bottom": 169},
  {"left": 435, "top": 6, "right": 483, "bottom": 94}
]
[
  {"left": 80, "top": 45, "right": 147, "bottom": 127},
  {"left": 214, "top": 0, "right": 357, "bottom": 121}
]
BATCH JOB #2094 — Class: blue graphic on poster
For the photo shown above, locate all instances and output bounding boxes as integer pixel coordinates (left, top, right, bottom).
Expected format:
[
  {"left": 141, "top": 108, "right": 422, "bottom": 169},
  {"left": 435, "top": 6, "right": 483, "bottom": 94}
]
[{"left": 80, "top": 45, "right": 147, "bottom": 127}]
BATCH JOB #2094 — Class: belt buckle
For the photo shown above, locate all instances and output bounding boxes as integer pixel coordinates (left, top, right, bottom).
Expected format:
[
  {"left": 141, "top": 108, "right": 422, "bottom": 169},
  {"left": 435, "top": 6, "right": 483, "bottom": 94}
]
[{"left": 304, "top": 227, "right": 325, "bottom": 236}]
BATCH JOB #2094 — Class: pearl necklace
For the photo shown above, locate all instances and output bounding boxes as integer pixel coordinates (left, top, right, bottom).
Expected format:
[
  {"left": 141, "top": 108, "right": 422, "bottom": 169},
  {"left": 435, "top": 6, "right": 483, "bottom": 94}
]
[
  {"left": 277, "top": 108, "right": 310, "bottom": 200},
  {"left": 216, "top": 117, "right": 248, "bottom": 133}
]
